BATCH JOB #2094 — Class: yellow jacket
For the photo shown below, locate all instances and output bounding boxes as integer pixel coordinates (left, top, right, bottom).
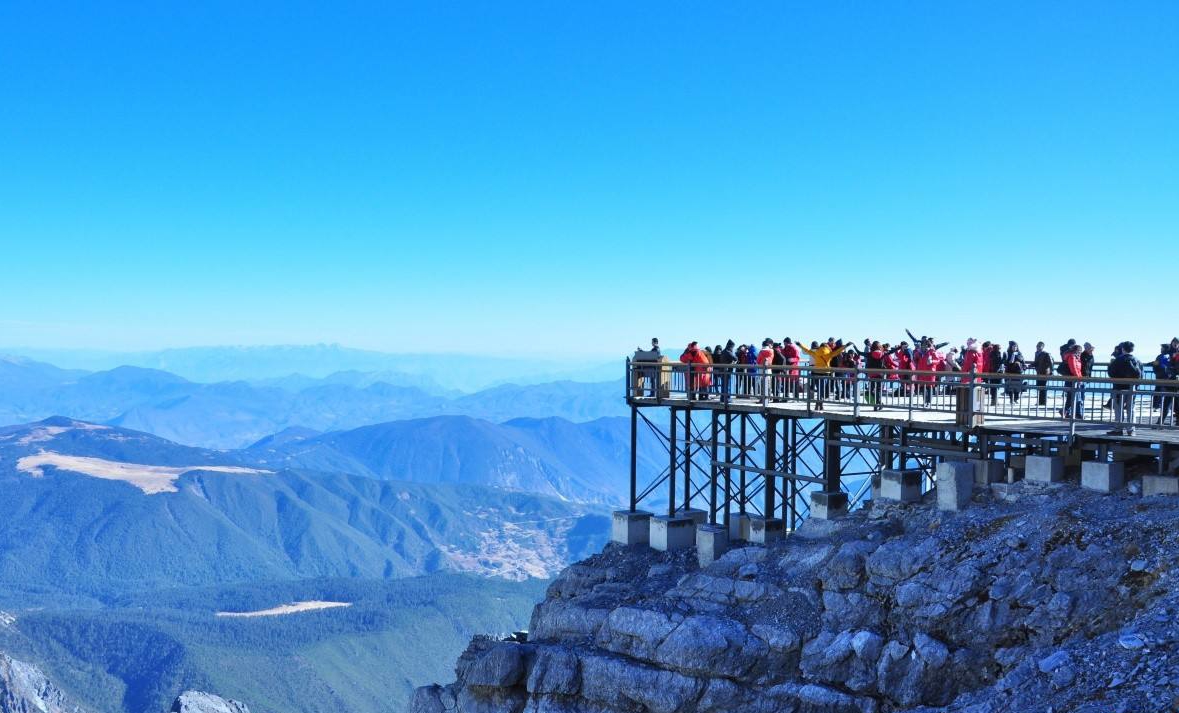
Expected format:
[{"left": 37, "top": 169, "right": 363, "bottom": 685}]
[{"left": 799, "top": 343, "right": 848, "bottom": 371}]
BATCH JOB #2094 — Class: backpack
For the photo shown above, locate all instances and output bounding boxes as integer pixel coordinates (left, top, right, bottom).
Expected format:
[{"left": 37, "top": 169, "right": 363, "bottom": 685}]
[{"left": 1056, "top": 360, "right": 1070, "bottom": 376}]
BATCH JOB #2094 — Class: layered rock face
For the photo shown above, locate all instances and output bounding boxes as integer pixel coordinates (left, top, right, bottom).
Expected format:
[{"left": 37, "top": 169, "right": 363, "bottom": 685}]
[{"left": 412, "top": 480, "right": 1179, "bottom": 712}]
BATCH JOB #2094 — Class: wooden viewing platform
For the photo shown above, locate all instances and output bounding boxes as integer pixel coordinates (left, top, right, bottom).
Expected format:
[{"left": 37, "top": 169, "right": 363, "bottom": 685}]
[{"left": 616, "top": 360, "right": 1179, "bottom": 561}]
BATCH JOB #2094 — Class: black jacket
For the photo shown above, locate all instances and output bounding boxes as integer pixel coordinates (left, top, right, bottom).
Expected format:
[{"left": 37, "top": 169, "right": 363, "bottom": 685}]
[
  {"left": 1033, "top": 350, "right": 1053, "bottom": 375},
  {"left": 1108, "top": 353, "right": 1143, "bottom": 380},
  {"left": 1003, "top": 351, "right": 1025, "bottom": 374}
]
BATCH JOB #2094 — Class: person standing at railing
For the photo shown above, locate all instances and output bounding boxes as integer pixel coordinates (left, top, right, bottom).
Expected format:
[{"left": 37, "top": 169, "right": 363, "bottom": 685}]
[
  {"left": 984, "top": 342, "right": 1003, "bottom": 405},
  {"left": 882, "top": 344, "right": 900, "bottom": 395},
  {"left": 798, "top": 338, "right": 849, "bottom": 411},
  {"left": 1108, "top": 341, "right": 1143, "bottom": 436},
  {"left": 961, "top": 339, "right": 986, "bottom": 383},
  {"left": 679, "top": 341, "right": 711, "bottom": 401},
  {"left": 1152, "top": 343, "right": 1172, "bottom": 411},
  {"left": 715, "top": 340, "right": 738, "bottom": 404},
  {"left": 771, "top": 341, "right": 788, "bottom": 399},
  {"left": 1061, "top": 343, "right": 1084, "bottom": 419},
  {"left": 756, "top": 339, "right": 776, "bottom": 398},
  {"left": 1002, "top": 342, "right": 1025, "bottom": 403},
  {"left": 735, "top": 345, "right": 749, "bottom": 395},
  {"left": 915, "top": 339, "right": 944, "bottom": 405},
  {"left": 1162, "top": 346, "right": 1179, "bottom": 426},
  {"left": 1033, "top": 342, "right": 1054, "bottom": 407},
  {"left": 866, "top": 341, "right": 887, "bottom": 411},
  {"left": 896, "top": 342, "right": 915, "bottom": 395},
  {"left": 781, "top": 338, "right": 802, "bottom": 396}
]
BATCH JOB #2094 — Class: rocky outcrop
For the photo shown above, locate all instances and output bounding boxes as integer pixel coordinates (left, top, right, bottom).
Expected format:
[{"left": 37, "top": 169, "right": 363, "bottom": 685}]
[
  {"left": 412, "top": 478, "right": 1179, "bottom": 712},
  {"left": 170, "top": 691, "right": 251, "bottom": 713},
  {"left": 0, "top": 653, "right": 251, "bottom": 713},
  {"left": 0, "top": 653, "right": 87, "bottom": 713}
]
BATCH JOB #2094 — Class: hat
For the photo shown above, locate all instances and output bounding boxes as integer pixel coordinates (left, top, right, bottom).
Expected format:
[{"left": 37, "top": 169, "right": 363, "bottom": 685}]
[
  {"left": 725, "top": 339, "right": 735, "bottom": 348},
  {"left": 762, "top": 338, "right": 773, "bottom": 347},
  {"left": 1084, "top": 342, "right": 1093, "bottom": 349},
  {"left": 966, "top": 338, "right": 977, "bottom": 349}
]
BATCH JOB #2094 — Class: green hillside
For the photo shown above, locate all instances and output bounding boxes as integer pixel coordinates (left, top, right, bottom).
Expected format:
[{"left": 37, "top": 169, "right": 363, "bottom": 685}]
[{"left": 1, "top": 575, "right": 547, "bottom": 713}]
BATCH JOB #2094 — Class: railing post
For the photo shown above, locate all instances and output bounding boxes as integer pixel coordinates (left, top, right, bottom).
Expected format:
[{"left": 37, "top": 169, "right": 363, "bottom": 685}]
[
  {"left": 908, "top": 373, "right": 914, "bottom": 421},
  {"left": 852, "top": 368, "right": 861, "bottom": 418},
  {"left": 625, "top": 357, "right": 632, "bottom": 401}
]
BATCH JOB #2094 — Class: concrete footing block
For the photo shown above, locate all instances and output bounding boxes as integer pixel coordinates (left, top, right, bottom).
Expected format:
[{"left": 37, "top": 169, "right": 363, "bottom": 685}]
[
  {"left": 1006, "top": 467, "right": 1023, "bottom": 484},
  {"left": 1142, "top": 475, "right": 1179, "bottom": 497},
  {"left": 879, "top": 469, "right": 922, "bottom": 503},
  {"left": 650, "top": 516, "right": 696, "bottom": 552},
  {"left": 1081, "top": 462, "right": 1125, "bottom": 493},
  {"left": 611, "top": 510, "right": 653, "bottom": 546},
  {"left": 677, "top": 508, "right": 709, "bottom": 527},
  {"left": 696, "top": 524, "right": 729, "bottom": 567},
  {"left": 975, "top": 459, "right": 1005, "bottom": 486},
  {"left": 870, "top": 472, "right": 882, "bottom": 502},
  {"left": 748, "top": 517, "right": 785, "bottom": 544},
  {"left": 810, "top": 491, "right": 848, "bottom": 520},
  {"left": 937, "top": 461, "right": 974, "bottom": 511},
  {"left": 726, "top": 512, "right": 751, "bottom": 542},
  {"left": 1026, "top": 455, "right": 1064, "bottom": 484}
]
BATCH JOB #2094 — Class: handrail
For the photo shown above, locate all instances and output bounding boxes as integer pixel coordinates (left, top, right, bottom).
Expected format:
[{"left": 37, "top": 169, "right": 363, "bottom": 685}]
[{"left": 626, "top": 359, "right": 1179, "bottom": 433}]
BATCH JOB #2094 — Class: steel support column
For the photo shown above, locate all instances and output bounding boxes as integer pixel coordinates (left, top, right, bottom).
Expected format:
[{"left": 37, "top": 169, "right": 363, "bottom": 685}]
[{"left": 824, "top": 419, "right": 842, "bottom": 493}]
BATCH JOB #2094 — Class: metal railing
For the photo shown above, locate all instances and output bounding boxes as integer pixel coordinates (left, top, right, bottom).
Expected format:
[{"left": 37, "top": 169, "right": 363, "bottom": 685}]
[{"left": 626, "top": 359, "right": 1179, "bottom": 436}]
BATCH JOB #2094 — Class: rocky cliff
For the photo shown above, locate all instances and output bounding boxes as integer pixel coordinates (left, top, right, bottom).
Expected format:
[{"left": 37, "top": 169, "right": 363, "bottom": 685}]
[
  {"left": 0, "top": 652, "right": 248, "bottom": 713},
  {"left": 170, "top": 691, "right": 251, "bottom": 713},
  {"left": 0, "top": 653, "right": 88, "bottom": 713},
  {"left": 411, "top": 478, "right": 1179, "bottom": 712}
]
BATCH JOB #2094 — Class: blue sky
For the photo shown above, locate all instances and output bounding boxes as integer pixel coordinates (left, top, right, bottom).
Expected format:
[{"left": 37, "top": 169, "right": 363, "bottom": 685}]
[{"left": 2, "top": 2, "right": 1176, "bottom": 358}]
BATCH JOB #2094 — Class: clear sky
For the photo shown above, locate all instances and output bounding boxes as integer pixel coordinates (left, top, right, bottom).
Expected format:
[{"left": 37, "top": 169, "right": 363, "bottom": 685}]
[{"left": 2, "top": 2, "right": 1176, "bottom": 358}]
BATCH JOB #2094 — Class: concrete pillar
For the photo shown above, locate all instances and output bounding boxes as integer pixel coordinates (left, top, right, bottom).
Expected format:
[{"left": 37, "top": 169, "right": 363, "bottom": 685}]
[
  {"left": 809, "top": 491, "right": 848, "bottom": 520},
  {"left": 1026, "top": 455, "right": 1064, "bottom": 484},
  {"left": 974, "top": 459, "right": 1005, "bottom": 486},
  {"left": 727, "top": 512, "right": 751, "bottom": 542},
  {"left": 748, "top": 516, "right": 785, "bottom": 544},
  {"left": 1081, "top": 462, "right": 1124, "bottom": 493},
  {"left": 936, "top": 460, "right": 974, "bottom": 511},
  {"left": 696, "top": 524, "right": 729, "bottom": 567},
  {"left": 879, "top": 469, "right": 922, "bottom": 503},
  {"left": 650, "top": 515, "right": 696, "bottom": 552},
  {"left": 1142, "top": 475, "right": 1179, "bottom": 497},
  {"left": 1006, "top": 467, "right": 1023, "bottom": 484},
  {"left": 677, "top": 508, "right": 708, "bottom": 527},
  {"left": 611, "top": 510, "right": 653, "bottom": 546},
  {"left": 870, "top": 471, "right": 882, "bottom": 502}
]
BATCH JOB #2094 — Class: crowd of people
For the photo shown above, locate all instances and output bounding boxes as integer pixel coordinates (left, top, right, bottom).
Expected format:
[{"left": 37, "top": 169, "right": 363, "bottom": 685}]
[{"left": 632, "top": 334, "right": 1179, "bottom": 437}]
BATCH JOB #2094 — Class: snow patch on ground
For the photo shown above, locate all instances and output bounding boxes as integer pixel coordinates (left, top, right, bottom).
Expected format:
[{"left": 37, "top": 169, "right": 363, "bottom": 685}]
[
  {"left": 16, "top": 422, "right": 109, "bottom": 445},
  {"left": 16, "top": 452, "right": 272, "bottom": 495},
  {"left": 215, "top": 601, "right": 351, "bottom": 618}
]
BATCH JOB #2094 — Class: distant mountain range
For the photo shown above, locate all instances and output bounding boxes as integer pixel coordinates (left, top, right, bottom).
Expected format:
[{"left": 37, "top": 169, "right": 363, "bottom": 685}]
[
  {"left": 2, "top": 345, "right": 620, "bottom": 393},
  {"left": 0, "top": 417, "right": 626, "bottom": 598},
  {"left": 0, "top": 355, "right": 625, "bottom": 448}
]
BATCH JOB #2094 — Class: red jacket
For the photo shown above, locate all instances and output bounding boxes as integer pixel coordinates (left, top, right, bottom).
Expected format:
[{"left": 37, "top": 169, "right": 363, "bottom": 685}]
[
  {"left": 756, "top": 348, "right": 775, "bottom": 367},
  {"left": 960, "top": 348, "right": 987, "bottom": 383},
  {"left": 1064, "top": 352, "right": 1082, "bottom": 378},
  {"left": 916, "top": 350, "right": 943, "bottom": 382},
  {"left": 883, "top": 353, "right": 900, "bottom": 379}
]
